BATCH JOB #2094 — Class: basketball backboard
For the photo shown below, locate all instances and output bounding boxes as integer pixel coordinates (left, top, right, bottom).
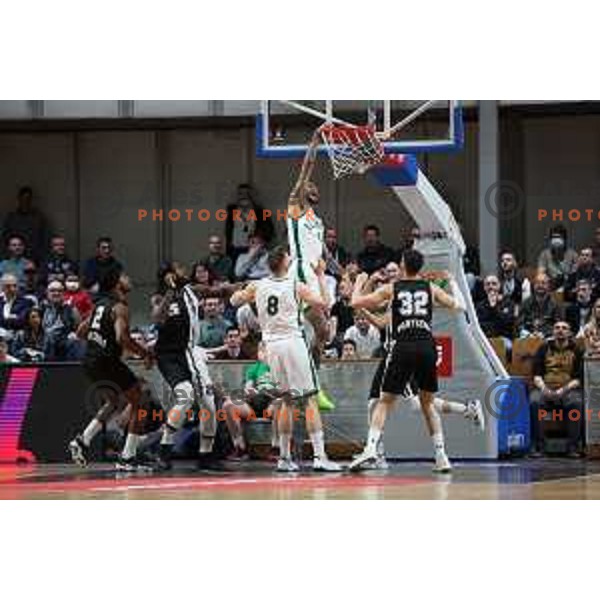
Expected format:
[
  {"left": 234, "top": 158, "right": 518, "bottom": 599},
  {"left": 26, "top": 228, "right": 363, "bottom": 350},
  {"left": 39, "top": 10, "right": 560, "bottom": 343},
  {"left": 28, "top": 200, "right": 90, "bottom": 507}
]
[{"left": 256, "top": 100, "right": 463, "bottom": 158}]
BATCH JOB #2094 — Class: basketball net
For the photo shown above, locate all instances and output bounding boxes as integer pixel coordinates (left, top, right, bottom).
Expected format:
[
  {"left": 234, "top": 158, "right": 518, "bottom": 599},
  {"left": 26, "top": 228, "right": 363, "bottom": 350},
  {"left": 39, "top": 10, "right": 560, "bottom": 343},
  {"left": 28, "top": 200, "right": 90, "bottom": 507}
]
[{"left": 319, "top": 124, "right": 385, "bottom": 179}]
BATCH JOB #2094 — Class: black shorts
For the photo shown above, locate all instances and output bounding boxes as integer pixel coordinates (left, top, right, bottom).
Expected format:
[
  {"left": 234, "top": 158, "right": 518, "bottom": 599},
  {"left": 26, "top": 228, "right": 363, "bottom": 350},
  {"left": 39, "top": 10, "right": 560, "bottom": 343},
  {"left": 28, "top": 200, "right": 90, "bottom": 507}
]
[
  {"left": 380, "top": 339, "right": 438, "bottom": 395},
  {"left": 369, "top": 354, "right": 417, "bottom": 400},
  {"left": 83, "top": 356, "right": 138, "bottom": 394},
  {"left": 157, "top": 352, "right": 193, "bottom": 389}
]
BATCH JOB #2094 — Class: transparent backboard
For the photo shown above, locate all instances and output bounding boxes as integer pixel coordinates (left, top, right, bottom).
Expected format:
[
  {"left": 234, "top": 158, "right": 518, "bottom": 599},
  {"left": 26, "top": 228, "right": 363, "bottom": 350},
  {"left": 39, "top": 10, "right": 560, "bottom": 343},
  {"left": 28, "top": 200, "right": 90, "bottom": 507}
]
[{"left": 256, "top": 100, "right": 463, "bottom": 158}]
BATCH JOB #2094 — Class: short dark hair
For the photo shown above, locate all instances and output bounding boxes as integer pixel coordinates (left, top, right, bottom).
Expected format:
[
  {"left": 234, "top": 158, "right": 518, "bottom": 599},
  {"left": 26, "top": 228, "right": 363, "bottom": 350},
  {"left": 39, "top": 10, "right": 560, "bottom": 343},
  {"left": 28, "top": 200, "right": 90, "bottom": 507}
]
[
  {"left": 268, "top": 245, "right": 288, "bottom": 272},
  {"left": 98, "top": 264, "right": 123, "bottom": 292},
  {"left": 364, "top": 225, "right": 380, "bottom": 236},
  {"left": 226, "top": 326, "right": 240, "bottom": 335},
  {"left": 550, "top": 224, "right": 567, "bottom": 240},
  {"left": 402, "top": 249, "right": 425, "bottom": 275},
  {"left": 343, "top": 339, "right": 357, "bottom": 350},
  {"left": 18, "top": 186, "right": 33, "bottom": 198},
  {"left": 97, "top": 236, "right": 113, "bottom": 247}
]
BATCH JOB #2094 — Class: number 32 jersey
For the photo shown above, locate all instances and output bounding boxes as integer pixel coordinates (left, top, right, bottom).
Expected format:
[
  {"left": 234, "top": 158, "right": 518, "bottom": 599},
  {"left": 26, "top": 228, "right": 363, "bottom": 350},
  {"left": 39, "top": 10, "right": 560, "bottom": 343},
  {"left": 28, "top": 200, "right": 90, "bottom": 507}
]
[
  {"left": 255, "top": 276, "right": 303, "bottom": 342},
  {"left": 390, "top": 279, "right": 434, "bottom": 342}
]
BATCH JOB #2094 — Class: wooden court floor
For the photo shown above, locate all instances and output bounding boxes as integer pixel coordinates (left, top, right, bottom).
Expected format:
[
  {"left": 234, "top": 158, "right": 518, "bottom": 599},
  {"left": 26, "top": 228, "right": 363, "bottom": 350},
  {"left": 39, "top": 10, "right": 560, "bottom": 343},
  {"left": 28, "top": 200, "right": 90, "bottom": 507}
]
[{"left": 2, "top": 458, "right": 600, "bottom": 499}]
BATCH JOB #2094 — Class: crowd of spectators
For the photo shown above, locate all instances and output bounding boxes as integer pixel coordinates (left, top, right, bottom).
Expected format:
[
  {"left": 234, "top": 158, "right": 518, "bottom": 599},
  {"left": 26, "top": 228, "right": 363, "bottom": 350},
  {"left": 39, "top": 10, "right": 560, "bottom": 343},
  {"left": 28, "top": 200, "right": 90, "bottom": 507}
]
[{"left": 3, "top": 184, "right": 600, "bottom": 457}]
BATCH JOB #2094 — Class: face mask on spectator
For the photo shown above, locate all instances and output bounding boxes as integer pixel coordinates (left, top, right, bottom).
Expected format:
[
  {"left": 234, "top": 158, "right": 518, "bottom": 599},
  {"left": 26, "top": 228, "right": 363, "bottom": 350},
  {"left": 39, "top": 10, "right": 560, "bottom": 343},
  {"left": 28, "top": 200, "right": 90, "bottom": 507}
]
[{"left": 550, "top": 237, "right": 565, "bottom": 250}]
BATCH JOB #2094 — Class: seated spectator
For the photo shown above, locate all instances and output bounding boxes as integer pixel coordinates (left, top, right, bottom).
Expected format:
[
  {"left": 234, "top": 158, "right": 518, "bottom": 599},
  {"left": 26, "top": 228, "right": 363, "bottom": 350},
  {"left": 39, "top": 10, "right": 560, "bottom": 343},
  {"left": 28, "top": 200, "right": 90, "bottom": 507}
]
[
  {"left": 0, "top": 336, "right": 19, "bottom": 364},
  {"left": 210, "top": 326, "right": 251, "bottom": 360},
  {"left": 343, "top": 312, "right": 381, "bottom": 358},
  {"left": 565, "top": 279, "right": 594, "bottom": 337},
  {"left": 330, "top": 278, "right": 355, "bottom": 344},
  {"left": 201, "top": 235, "right": 233, "bottom": 281},
  {"left": 0, "top": 235, "right": 29, "bottom": 285},
  {"left": 0, "top": 274, "right": 32, "bottom": 340},
  {"left": 22, "top": 262, "right": 42, "bottom": 306},
  {"left": 236, "top": 302, "right": 260, "bottom": 359},
  {"left": 222, "top": 343, "right": 279, "bottom": 460},
  {"left": 324, "top": 228, "right": 351, "bottom": 277},
  {"left": 41, "top": 281, "right": 81, "bottom": 361},
  {"left": 197, "top": 294, "right": 233, "bottom": 349},
  {"left": 63, "top": 273, "right": 93, "bottom": 321},
  {"left": 234, "top": 233, "right": 270, "bottom": 281},
  {"left": 498, "top": 251, "right": 530, "bottom": 307},
  {"left": 592, "top": 226, "right": 600, "bottom": 264},
  {"left": 341, "top": 339, "right": 358, "bottom": 360},
  {"left": 537, "top": 225, "right": 578, "bottom": 290},
  {"left": 518, "top": 273, "right": 561, "bottom": 338},
  {"left": 41, "top": 235, "right": 78, "bottom": 285},
  {"left": 225, "top": 183, "right": 275, "bottom": 262},
  {"left": 530, "top": 321, "right": 584, "bottom": 457},
  {"left": 11, "top": 308, "right": 47, "bottom": 362},
  {"left": 564, "top": 247, "right": 600, "bottom": 303},
  {"left": 82, "top": 237, "right": 123, "bottom": 294},
  {"left": 582, "top": 298, "right": 600, "bottom": 356},
  {"left": 385, "top": 261, "right": 401, "bottom": 283},
  {"left": 2, "top": 186, "right": 49, "bottom": 262},
  {"left": 475, "top": 275, "right": 517, "bottom": 346},
  {"left": 356, "top": 225, "right": 395, "bottom": 275}
]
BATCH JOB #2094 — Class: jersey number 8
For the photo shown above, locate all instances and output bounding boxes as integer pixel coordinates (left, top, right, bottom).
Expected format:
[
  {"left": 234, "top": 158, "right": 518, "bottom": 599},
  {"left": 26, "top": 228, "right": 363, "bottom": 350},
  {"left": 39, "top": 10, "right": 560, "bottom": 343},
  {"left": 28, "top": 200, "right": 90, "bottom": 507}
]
[{"left": 267, "top": 295, "right": 279, "bottom": 316}]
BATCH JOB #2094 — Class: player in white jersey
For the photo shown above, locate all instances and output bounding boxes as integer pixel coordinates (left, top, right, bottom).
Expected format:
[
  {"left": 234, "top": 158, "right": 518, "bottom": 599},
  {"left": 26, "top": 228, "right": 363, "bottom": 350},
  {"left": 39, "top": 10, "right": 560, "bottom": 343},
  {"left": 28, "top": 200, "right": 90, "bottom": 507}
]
[
  {"left": 286, "top": 130, "right": 333, "bottom": 361},
  {"left": 231, "top": 246, "right": 341, "bottom": 472}
]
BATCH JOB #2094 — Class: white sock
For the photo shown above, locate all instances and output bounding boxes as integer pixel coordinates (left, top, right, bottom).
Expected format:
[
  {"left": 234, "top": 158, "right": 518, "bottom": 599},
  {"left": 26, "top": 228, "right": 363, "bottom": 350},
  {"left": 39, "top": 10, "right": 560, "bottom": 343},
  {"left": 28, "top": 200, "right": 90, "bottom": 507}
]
[
  {"left": 233, "top": 435, "right": 246, "bottom": 451},
  {"left": 309, "top": 430, "right": 326, "bottom": 459},
  {"left": 271, "top": 428, "right": 279, "bottom": 448},
  {"left": 433, "top": 397, "right": 466, "bottom": 416},
  {"left": 432, "top": 432, "right": 446, "bottom": 455},
  {"left": 121, "top": 433, "right": 142, "bottom": 460},
  {"left": 82, "top": 418, "right": 102, "bottom": 447},
  {"left": 376, "top": 434, "right": 385, "bottom": 457},
  {"left": 279, "top": 433, "right": 292, "bottom": 459},
  {"left": 366, "top": 426, "right": 383, "bottom": 453},
  {"left": 161, "top": 426, "right": 176, "bottom": 446},
  {"left": 199, "top": 436, "right": 214, "bottom": 454}
]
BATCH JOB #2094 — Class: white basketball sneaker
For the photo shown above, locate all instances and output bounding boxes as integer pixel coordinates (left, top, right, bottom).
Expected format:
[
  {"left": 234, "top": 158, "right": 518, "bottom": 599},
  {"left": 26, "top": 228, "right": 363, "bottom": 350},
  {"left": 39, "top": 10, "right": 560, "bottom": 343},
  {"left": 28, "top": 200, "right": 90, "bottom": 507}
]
[
  {"left": 433, "top": 451, "right": 452, "bottom": 474},
  {"left": 313, "top": 456, "right": 342, "bottom": 472},
  {"left": 276, "top": 457, "right": 300, "bottom": 472},
  {"left": 466, "top": 400, "right": 486, "bottom": 432},
  {"left": 348, "top": 446, "right": 378, "bottom": 471}
]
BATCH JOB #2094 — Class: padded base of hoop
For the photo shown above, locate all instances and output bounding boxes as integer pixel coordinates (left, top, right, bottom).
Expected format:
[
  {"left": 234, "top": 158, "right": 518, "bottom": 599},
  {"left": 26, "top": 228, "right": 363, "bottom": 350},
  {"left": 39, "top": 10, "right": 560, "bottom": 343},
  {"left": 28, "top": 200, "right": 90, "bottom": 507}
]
[{"left": 370, "top": 154, "right": 418, "bottom": 187}]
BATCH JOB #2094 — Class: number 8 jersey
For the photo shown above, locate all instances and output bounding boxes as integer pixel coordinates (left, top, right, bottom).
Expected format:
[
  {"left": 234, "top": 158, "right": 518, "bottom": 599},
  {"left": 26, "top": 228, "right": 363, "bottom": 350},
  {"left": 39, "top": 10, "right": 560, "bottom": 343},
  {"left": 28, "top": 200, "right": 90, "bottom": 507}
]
[
  {"left": 255, "top": 276, "right": 303, "bottom": 342},
  {"left": 390, "top": 279, "right": 434, "bottom": 342}
]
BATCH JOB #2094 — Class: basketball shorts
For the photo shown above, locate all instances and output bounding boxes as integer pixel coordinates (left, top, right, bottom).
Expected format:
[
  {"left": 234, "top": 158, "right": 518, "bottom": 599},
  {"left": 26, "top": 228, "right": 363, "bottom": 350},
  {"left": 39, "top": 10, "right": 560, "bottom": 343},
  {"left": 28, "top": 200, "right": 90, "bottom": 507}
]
[
  {"left": 265, "top": 335, "right": 319, "bottom": 399},
  {"left": 157, "top": 347, "right": 213, "bottom": 393},
  {"left": 380, "top": 339, "right": 438, "bottom": 395},
  {"left": 369, "top": 353, "right": 415, "bottom": 400},
  {"left": 83, "top": 355, "right": 138, "bottom": 394}
]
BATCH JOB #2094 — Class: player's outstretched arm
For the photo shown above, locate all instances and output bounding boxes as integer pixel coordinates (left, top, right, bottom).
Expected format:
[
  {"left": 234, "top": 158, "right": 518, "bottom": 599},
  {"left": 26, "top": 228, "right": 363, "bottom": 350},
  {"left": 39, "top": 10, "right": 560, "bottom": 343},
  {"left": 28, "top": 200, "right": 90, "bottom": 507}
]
[
  {"left": 350, "top": 273, "right": 392, "bottom": 310},
  {"left": 231, "top": 283, "right": 257, "bottom": 307},
  {"left": 360, "top": 308, "right": 390, "bottom": 330},
  {"left": 431, "top": 274, "right": 466, "bottom": 312},
  {"left": 288, "top": 129, "right": 321, "bottom": 218}
]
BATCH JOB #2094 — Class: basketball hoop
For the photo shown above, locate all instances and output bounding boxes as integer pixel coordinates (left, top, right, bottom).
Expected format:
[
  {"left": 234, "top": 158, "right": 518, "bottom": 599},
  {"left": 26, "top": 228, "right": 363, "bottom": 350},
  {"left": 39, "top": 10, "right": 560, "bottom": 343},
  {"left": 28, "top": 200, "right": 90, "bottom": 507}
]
[{"left": 319, "top": 124, "right": 385, "bottom": 179}]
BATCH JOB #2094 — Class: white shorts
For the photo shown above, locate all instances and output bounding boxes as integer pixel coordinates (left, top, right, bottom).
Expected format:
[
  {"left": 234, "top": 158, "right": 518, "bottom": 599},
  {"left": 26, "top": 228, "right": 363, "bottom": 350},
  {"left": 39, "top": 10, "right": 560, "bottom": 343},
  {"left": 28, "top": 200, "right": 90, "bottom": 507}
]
[{"left": 265, "top": 335, "right": 319, "bottom": 398}]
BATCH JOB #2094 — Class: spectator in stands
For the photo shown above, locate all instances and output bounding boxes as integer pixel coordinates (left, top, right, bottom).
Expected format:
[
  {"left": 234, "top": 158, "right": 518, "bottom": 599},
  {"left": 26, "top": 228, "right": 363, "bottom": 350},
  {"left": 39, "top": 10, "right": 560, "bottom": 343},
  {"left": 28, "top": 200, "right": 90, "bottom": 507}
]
[
  {"left": 0, "top": 235, "right": 29, "bottom": 285},
  {"left": 22, "top": 262, "right": 42, "bottom": 306},
  {"left": 385, "top": 261, "right": 401, "bottom": 282},
  {"left": 41, "top": 235, "right": 78, "bottom": 285},
  {"left": 518, "top": 272, "right": 561, "bottom": 338},
  {"left": 565, "top": 279, "right": 594, "bottom": 338},
  {"left": 341, "top": 339, "right": 358, "bottom": 360},
  {"left": 210, "top": 326, "right": 251, "bottom": 360},
  {"left": 324, "top": 228, "right": 351, "bottom": 277},
  {"left": 82, "top": 237, "right": 123, "bottom": 294},
  {"left": 330, "top": 278, "right": 355, "bottom": 344},
  {"left": 11, "top": 307, "right": 47, "bottom": 362},
  {"left": 530, "top": 321, "right": 584, "bottom": 457},
  {"left": 475, "top": 275, "right": 516, "bottom": 349},
  {"left": 0, "top": 336, "right": 19, "bottom": 364},
  {"left": 564, "top": 247, "right": 600, "bottom": 303},
  {"left": 225, "top": 183, "right": 275, "bottom": 261},
  {"left": 197, "top": 294, "right": 233, "bottom": 349},
  {"left": 201, "top": 235, "right": 233, "bottom": 281},
  {"left": 234, "top": 233, "right": 270, "bottom": 281},
  {"left": 236, "top": 302, "right": 260, "bottom": 359},
  {"left": 41, "top": 280, "right": 81, "bottom": 361},
  {"left": 582, "top": 298, "right": 600, "bottom": 356},
  {"left": 592, "top": 227, "right": 600, "bottom": 264},
  {"left": 63, "top": 273, "right": 93, "bottom": 321},
  {"left": 537, "top": 225, "right": 578, "bottom": 290},
  {"left": 498, "top": 251, "right": 530, "bottom": 307},
  {"left": 343, "top": 312, "right": 381, "bottom": 358},
  {"left": 0, "top": 274, "right": 32, "bottom": 340},
  {"left": 357, "top": 225, "right": 395, "bottom": 275},
  {"left": 2, "top": 186, "right": 49, "bottom": 262}
]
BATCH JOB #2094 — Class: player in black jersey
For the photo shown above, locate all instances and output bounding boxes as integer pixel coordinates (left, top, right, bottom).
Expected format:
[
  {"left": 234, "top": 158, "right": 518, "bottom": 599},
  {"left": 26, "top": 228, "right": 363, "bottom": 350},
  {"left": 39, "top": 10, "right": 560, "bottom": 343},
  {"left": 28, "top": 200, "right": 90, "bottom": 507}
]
[
  {"left": 150, "top": 262, "right": 217, "bottom": 471},
  {"left": 348, "top": 249, "right": 467, "bottom": 473},
  {"left": 69, "top": 265, "right": 154, "bottom": 471}
]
